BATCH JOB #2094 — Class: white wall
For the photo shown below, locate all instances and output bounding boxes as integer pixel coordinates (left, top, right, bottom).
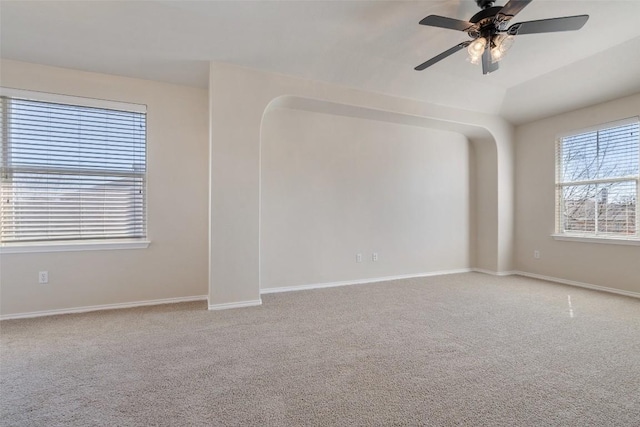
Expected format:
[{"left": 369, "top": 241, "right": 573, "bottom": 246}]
[
  {"left": 260, "top": 107, "right": 471, "bottom": 289},
  {"left": 515, "top": 93, "right": 640, "bottom": 294},
  {"left": 0, "top": 60, "right": 210, "bottom": 316},
  {"left": 472, "top": 138, "right": 499, "bottom": 273}
]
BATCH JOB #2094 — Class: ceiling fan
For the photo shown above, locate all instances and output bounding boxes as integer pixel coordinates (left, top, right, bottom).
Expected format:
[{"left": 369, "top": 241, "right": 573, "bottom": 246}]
[{"left": 415, "top": 0, "right": 589, "bottom": 75}]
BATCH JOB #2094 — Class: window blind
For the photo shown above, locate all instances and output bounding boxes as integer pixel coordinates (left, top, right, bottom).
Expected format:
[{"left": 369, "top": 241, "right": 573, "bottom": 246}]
[
  {"left": 556, "top": 119, "right": 639, "bottom": 237},
  {"left": 0, "top": 95, "right": 147, "bottom": 244}
]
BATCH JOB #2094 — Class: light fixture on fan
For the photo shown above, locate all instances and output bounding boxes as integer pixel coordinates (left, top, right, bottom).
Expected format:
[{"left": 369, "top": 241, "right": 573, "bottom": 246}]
[
  {"left": 490, "top": 34, "right": 515, "bottom": 63},
  {"left": 467, "top": 35, "right": 514, "bottom": 65},
  {"left": 467, "top": 37, "right": 486, "bottom": 64}
]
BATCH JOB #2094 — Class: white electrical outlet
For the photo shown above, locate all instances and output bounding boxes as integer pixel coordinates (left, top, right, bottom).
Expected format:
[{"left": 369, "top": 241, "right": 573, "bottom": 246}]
[
  {"left": 534, "top": 250, "right": 540, "bottom": 260},
  {"left": 356, "top": 253, "right": 363, "bottom": 263},
  {"left": 372, "top": 252, "right": 378, "bottom": 262},
  {"left": 39, "top": 271, "right": 49, "bottom": 284}
]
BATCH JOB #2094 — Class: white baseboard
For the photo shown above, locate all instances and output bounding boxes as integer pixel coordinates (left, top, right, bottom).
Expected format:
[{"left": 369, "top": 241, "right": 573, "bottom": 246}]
[
  {"left": 472, "top": 268, "right": 517, "bottom": 276},
  {"left": 260, "top": 269, "right": 473, "bottom": 294},
  {"left": 6, "top": 270, "right": 633, "bottom": 320},
  {"left": 513, "top": 271, "right": 640, "bottom": 299},
  {"left": 208, "top": 299, "right": 262, "bottom": 311},
  {"left": 0, "top": 295, "right": 208, "bottom": 321}
]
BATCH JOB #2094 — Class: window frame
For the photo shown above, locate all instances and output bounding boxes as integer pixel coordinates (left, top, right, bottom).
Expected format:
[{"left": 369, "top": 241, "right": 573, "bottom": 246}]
[
  {"left": 0, "top": 88, "right": 150, "bottom": 253},
  {"left": 553, "top": 116, "right": 640, "bottom": 245}
]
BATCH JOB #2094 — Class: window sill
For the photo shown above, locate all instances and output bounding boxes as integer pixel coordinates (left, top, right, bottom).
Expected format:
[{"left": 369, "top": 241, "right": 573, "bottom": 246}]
[
  {"left": 0, "top": 239, "right": 151, "bottom": 254},
  {"left": 551, "top": 234, "right": 640, "bottom": 246}
]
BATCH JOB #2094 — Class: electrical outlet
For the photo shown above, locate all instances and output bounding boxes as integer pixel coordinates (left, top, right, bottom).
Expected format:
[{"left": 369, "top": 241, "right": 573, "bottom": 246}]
[
  {"left": 372, "top": 252, "right": 378, "bottom": 262},
  {"left": 356, "top": 253, "right": 363, "bottom": 263},
  {"left": 39, "top": 271, "right": 49, "bottom": 284},
  {"left": 534, "top": 250, "right": 540, "bottom": 260}
]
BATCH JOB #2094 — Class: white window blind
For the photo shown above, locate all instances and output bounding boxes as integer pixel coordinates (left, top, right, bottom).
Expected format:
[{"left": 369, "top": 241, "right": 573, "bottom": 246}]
[
  {"left": 0, "top": 92, "right": 147, "bottom": 244},
  {"left": 556, "top": 118, "right": 639, "bottom": 239}
]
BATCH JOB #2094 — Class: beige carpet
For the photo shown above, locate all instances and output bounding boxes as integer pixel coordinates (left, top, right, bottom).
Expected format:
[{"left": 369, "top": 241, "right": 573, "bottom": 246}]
[{"left": 1, "top": 273, "right": 639, "bottom": 426}]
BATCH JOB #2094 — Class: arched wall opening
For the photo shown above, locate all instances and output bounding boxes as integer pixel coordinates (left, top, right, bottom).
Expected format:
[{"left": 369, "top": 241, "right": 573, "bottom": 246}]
[
  {"left": 208, "top": 62, "right": 511, "bottom": 309},
  {"left": 259, "top": 96, "right": 499, "bottom": 292}
]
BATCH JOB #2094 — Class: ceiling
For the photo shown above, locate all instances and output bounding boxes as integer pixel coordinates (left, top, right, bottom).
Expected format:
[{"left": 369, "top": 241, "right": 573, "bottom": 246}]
[{"left": 1, "top": 0, "right": 639, "bottom": 124}]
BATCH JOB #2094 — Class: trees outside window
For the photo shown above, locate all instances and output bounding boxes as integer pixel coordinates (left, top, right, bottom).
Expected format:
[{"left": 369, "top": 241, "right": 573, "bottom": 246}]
[{"left": 556, "top": 118, "right": 639, "bottom": 239}]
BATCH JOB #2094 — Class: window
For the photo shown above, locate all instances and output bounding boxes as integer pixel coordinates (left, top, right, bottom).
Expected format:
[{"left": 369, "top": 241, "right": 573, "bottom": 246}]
[
  {"left": 0, "top": 89, "right": 147, "bottom": 249},
  {"left": 555, "top": 117, "right": 639, "bottom": 242}
]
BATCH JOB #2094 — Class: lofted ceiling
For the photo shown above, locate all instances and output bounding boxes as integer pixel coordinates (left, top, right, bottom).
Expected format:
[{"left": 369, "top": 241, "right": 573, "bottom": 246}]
[{"left": 1, "top": 0, "right": 639, "bottom": 124}]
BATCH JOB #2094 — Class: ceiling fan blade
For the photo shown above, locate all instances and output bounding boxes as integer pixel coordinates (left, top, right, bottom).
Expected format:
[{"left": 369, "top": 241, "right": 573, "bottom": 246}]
[
  {"left": 495, "top": 0, "right": 533, "bottom": 28},
  {"left": 419, "top": 15, "right": 475, "bottom": 32},
  {"left": 507, "top": 15, "right": 589, "bottom": 35},
  {"left": 481, "top": 45, "right": 499, "bottom": 75},
  {"left": 414, "top": 41, "right": 471, "bottom": 71}
]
